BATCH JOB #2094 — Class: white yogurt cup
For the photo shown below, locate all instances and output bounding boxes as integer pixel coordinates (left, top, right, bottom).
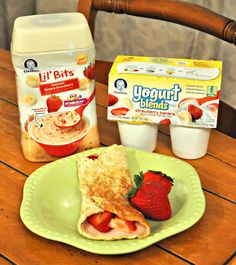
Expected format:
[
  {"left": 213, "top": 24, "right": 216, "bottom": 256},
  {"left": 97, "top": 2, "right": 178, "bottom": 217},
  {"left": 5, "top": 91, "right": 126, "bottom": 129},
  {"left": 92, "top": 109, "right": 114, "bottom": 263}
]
[
  {"left": 170, "top": 125, "right": 211, "bottom": 159},
  {"left": 118, "top": 122, "right": 158, "bottom": 152}
]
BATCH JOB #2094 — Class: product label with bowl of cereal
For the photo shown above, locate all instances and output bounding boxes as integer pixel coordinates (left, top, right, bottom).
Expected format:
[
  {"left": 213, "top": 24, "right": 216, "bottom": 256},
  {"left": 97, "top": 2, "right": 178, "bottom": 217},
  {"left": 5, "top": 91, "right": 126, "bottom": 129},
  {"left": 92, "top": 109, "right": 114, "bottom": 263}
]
[{"left": 11, "top": 13, "right": 100, "bottom": 161}]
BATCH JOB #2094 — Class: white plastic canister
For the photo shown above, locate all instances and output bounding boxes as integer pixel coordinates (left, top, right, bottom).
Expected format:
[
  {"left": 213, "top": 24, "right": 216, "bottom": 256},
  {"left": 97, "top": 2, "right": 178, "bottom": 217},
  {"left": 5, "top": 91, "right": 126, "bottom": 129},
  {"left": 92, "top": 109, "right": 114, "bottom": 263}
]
[{"left": 11, "top": 13, "right": 100, "bottom": 162}]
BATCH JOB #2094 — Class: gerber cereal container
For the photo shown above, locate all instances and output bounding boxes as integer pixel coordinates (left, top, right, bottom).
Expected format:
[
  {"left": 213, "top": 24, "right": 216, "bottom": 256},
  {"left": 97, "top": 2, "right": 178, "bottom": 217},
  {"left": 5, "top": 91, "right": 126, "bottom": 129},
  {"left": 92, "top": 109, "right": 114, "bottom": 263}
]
[{"left": 11, "top": 13, "right": 100, "bottom": 162}]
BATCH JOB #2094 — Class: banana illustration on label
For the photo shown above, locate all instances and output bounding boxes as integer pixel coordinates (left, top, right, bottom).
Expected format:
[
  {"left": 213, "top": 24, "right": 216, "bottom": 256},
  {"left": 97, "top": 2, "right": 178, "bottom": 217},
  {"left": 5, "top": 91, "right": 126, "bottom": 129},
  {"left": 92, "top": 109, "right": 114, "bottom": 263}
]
[
  {"left": 21, "top": 93, "right": 37, "bottom": 106},
  {"left": 122, "top": 97, "right": 133, "bottom": 108},
  {"left": 178, "top": 110, "right": 192, "bottom": 124},
  {"left": 79, "top": 77, "right": 92, "bottom": 91},
  {"left": 25, "top": 75, "right": 40, "bottom": 88}
]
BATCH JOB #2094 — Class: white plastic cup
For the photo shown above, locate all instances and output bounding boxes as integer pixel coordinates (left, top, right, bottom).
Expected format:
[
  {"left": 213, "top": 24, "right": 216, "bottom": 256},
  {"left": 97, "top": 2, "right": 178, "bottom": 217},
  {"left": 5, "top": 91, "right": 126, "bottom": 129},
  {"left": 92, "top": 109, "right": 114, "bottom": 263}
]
[
  {"left": 117, "top": 122, "right": 158, "bottom": 152},
  {"left": 170, "top": 125, "right": 211, "bottom": 159}
]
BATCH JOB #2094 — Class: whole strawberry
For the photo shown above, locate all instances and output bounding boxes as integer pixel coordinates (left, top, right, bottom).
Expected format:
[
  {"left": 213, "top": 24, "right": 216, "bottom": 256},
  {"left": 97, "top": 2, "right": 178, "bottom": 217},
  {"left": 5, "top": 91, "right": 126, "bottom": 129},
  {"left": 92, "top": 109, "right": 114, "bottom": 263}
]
[
  {"left": 144, "top": 170, "right": 174, "bottom": 193},
  {"left": 46, "top": 95, "right": 63, "bottom": 113},
  {"left": 127, "top": 174, "right": 172, "bottom": 221}
]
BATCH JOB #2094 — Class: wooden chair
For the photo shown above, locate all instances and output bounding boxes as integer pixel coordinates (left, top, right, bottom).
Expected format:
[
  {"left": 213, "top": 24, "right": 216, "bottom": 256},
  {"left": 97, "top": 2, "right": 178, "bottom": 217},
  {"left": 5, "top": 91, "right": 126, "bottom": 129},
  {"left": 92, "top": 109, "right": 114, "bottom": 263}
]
[{"left": 77, "top": 0, "right": 236, "bottom": 138}]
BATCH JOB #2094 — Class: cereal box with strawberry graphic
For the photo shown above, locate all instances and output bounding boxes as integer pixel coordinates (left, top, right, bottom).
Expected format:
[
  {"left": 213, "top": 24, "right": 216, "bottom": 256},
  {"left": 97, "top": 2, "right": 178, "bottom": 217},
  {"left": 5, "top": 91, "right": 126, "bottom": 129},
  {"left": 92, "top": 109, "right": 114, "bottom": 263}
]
[
  {"left": 12, "top": 13, "right": 100, "bottom": 162},
  {"left": 107, "top": 55, "right": 222, "bottom": 128}
]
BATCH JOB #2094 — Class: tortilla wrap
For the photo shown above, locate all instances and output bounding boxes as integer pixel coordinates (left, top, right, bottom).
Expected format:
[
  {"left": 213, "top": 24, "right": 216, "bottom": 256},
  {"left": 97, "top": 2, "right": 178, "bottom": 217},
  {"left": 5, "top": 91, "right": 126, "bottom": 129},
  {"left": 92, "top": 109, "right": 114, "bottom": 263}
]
[{"left": 77, "top": 144, "right": 151, "bottom": 240}]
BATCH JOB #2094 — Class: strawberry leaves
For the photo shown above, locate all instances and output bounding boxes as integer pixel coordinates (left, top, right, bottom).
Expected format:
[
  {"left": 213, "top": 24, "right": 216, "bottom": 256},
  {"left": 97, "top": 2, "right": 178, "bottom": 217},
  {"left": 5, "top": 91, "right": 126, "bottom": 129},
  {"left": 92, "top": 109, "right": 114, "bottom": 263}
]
[
  {"left": 126, "top": 172, "right": 144, "bottom": 199},
  {"left": 148, "top": 170, "right": 174, "bottom": 185},
  {"left": 134, "top": 172, "right": 144, "bottom": 188}
]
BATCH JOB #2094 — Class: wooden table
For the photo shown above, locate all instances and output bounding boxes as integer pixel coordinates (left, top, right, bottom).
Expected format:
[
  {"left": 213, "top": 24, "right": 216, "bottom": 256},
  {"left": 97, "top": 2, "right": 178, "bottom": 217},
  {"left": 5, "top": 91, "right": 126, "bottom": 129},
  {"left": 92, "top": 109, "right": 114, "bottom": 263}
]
[{"left": 0, "top": 48, "right": 235, "bottom": 265}]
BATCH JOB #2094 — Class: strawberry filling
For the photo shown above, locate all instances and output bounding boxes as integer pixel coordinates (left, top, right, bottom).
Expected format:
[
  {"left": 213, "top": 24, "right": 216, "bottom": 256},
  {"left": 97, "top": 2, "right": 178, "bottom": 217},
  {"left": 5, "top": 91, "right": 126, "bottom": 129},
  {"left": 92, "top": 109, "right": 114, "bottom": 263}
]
[
  {"left": 87, "top": 211, "right": 137, "bottom": 233},
  {"left": 109, "top": 216, "right": 137, "bottom": 232},
  {"left": 87, "top": 212, "right": 113, "bottom": 233},
  {"left": 87, "top": 154, "right": 99, "bottom": 160}
]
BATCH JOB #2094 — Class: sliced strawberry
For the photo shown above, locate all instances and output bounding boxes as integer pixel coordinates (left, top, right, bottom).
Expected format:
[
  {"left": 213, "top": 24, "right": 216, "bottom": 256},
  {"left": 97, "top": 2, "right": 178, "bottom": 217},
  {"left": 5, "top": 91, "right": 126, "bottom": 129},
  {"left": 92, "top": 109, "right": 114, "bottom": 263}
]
[
  {"left": 87, "top": 154, "right": 99, "bottom": 160},
  {"left": 108, "top": 94, "right": 118, "bottom": 106},
  {"left": 125, "top": 220, "right": 137, "bottom": 232},
  {"left": 111, "top": 107, "right": 129, "bottom": 116},
  {"left": 188, "top": 104, "right": 203, "bottom": 120},
  {"left": 87, "top": 211, "right": 113, "bottom": 233},
  {"left": 109, "top": 216, "right": 136, "bottom": 232}
]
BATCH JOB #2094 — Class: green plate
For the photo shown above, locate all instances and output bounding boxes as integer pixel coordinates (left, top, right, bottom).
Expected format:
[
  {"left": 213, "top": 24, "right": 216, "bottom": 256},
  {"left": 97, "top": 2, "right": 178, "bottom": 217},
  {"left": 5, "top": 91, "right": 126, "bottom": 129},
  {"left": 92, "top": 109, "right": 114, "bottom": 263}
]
[{"left": 20, "top": 147, "right": 205, "bottom": 255}]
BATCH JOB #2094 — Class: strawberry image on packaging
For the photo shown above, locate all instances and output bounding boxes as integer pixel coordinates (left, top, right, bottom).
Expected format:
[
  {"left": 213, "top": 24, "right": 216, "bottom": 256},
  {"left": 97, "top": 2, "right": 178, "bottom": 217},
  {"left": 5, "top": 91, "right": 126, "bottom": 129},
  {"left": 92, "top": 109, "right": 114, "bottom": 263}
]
[
  {"left": 108, "top": 94, "right": 119, "bottom": 106},
  {"left": 83, "top": 64, "right": 95, "bottom": 80},
  {"left": 46, "top": 95, "right": 63, "bottom": 113}
]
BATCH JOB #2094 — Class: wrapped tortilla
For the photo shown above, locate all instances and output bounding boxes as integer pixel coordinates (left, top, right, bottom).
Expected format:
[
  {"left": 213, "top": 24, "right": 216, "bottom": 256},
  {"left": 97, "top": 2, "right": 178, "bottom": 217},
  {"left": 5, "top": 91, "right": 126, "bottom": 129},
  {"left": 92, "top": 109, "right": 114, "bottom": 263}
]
[{"left": 77, "top": 145, "right": 151, "bottom": 240}]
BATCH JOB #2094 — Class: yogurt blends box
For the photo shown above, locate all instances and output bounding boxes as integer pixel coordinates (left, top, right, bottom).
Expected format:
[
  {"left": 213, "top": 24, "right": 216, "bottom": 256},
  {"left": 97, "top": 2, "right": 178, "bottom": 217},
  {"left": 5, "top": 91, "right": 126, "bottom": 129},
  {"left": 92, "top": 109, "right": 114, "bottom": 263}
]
[
  {"left": 108, "top": 55, "right": 222, "bottom": 128},
  {"left": 11, "top": 13, "right": 100, "bottom": 162}
]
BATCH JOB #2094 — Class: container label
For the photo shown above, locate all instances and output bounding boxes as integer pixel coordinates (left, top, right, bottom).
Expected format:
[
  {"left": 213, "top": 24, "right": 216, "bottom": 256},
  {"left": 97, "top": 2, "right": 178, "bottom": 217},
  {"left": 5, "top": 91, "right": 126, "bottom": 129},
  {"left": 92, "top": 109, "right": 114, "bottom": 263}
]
[
  {"left": 107, "top": 56, "right": 222, "bottom": 128},
  {"left": 39, "top": 78, "right": 79, "bottom": 95},
  {"left": 13, "top": 50, "right": 99, "bottom": 162}
]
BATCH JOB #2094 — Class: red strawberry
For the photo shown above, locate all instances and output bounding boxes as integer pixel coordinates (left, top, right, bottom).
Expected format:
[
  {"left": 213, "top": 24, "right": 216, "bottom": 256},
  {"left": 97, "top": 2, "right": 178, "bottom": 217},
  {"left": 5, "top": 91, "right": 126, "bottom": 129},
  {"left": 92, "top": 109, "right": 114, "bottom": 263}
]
[
  {"left": 143, "top": 170, "right": 174, "bottom": 193},
  {"left": 46, "top": 95, "right": 63, "bottom": 113},
  {"left": 108, "top": 94, "right": 118, "bottom": 106},
  {"left": 87, "top": 154, "right": 99, "bottom": 160},
  {"left": 159, "top": 118, "right": 171, "bottom": 125},
  {"left": 83, "top": 64, "right": 95, "bottom": 80},
  {"left": 129, "top": 182, "right": 171, "bottom": 220},
  {"left": 109, "top": 216, "right": 136, "bottom": 232},
  {"left": 87, "top": 211, "right": 113, "bottom": 232},
  {"left": 188, "top": 104, "right": 203, "bottom": 120},
  {"left": 111, "top": 107, "right": 129, "bottom": 116}
]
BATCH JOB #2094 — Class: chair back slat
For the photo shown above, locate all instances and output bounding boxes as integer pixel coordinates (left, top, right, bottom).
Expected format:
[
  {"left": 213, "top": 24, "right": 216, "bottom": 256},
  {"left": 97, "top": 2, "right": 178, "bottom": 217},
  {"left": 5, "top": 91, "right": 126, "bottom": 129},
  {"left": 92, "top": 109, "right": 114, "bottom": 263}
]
[{"left": 85, "top": 0, "right": 236, "bottom": 45}]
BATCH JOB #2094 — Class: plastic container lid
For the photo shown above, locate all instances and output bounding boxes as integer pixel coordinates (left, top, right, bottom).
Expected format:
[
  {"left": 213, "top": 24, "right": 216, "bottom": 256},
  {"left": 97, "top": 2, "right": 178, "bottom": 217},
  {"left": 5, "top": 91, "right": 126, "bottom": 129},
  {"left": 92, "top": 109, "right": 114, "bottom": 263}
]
[{"left": 12, "top": 13, "right": 94, "bottom": 53}]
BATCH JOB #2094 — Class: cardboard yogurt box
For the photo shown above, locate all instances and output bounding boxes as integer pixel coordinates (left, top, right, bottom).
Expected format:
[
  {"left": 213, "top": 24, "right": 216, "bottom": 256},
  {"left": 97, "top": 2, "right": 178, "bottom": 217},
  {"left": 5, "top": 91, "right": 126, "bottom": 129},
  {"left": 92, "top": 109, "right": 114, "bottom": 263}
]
[{"left": 107, "top": 55, "right": 222, "bottom": 128}]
